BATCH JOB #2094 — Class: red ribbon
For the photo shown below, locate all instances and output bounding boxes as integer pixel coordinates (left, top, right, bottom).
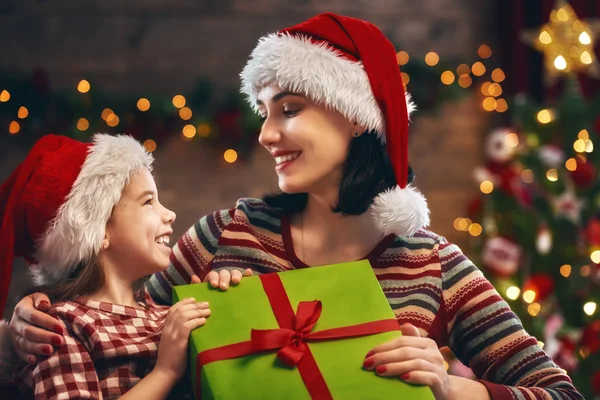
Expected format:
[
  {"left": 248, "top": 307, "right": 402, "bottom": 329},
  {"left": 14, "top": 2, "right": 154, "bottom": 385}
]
[{"left": 195, "top": 274, "right": 400, "bottom": 399}]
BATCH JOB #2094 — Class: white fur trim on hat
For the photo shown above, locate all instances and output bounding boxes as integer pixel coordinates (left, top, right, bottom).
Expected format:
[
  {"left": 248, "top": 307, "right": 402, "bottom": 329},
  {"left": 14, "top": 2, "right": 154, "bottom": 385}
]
[
  {"left": 371, "top": 185, "right": 430, "bottom": 237},
  {"left": 32, "top": 134, "right": 153, "bottom": 286},
  {"left": 240, "top": 33, "right": 416, "bottom": 141}
]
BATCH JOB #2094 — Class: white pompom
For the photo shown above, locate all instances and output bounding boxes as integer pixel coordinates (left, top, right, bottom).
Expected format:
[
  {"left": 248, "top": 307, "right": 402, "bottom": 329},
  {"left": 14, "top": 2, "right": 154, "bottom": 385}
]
[{"left": 371, "top": 185, "right": 430, "bottom": 237}]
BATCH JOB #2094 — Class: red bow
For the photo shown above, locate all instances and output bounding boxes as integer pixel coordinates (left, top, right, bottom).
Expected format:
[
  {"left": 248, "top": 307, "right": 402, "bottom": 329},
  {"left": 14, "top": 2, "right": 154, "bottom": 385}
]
[{"left": 251, "top": 301, "right": 322, "bottom": 366}]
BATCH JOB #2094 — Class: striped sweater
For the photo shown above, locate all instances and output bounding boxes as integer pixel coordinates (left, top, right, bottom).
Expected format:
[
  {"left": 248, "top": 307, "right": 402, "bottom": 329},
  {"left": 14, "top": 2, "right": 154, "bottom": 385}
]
[{"left": 147, "top": 198, "right": 582, "bottom": 400}]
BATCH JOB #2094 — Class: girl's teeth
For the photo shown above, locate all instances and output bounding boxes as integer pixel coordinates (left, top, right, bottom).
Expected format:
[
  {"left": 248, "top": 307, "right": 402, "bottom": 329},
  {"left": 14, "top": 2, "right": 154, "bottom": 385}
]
[{"left": 275, "top": 153, "right": 300, "bottom": 165}]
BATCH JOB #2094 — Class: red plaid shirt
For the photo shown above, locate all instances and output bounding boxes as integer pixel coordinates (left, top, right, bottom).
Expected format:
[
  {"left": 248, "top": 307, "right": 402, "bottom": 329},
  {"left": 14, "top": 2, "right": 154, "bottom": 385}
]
[{"left": 15, "top": 295, "right": 175, "bottom": 399}]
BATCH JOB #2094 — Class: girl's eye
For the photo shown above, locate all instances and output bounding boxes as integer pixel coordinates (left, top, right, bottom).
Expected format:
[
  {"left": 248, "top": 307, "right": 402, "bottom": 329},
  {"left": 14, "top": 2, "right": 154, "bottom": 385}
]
[
  {"left": 283, "top": 109, "right": 299, "bottom": 117},
  {"left": 145, "top": 197, "right": 153, "bottom": 206}
]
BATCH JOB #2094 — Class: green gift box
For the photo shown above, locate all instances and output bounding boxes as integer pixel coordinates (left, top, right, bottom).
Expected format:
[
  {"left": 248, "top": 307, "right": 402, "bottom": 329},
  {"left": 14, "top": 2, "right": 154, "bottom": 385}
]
[{"left": 172, "top": 260, "right": 435, "bottom": 399}]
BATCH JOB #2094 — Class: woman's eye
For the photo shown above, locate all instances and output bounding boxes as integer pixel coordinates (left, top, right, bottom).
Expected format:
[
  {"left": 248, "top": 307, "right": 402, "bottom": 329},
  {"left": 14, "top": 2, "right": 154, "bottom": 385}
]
[
  {"left": 145, "top": 198, "right": 153, "bottom": 206},
  {"left": 283, "top": 109, "right": 299, "bottom": 117}
]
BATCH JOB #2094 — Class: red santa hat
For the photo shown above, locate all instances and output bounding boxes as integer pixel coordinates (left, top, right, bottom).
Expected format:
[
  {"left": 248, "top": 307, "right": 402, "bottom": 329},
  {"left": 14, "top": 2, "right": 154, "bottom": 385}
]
[
  {"left": 0, "top": 133, "right": 153, "bottom": 319},
  {"left": 240, "top": 12, "right": 429, "bottom": 236}
]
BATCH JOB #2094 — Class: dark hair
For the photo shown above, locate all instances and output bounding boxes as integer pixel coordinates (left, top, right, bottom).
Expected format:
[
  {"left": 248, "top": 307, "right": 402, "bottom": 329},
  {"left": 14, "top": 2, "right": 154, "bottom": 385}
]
[
  {"left": 29, "top": 257, "right": 147, "bottom": 305},
  {"left": 263, "top": 130, "right": 415, "bottom": 215}
]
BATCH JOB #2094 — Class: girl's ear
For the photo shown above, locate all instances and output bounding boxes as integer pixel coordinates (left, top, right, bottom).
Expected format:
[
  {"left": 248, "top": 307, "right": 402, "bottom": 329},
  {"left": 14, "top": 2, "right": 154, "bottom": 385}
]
[{"left": 101, "top": 237, "right": 110, "bottom": 251}]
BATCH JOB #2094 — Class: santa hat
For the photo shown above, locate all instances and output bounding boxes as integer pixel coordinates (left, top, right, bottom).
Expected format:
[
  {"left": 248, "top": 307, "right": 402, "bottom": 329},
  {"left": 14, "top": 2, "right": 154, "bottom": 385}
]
[
  {"left": 0, "top": 134, "right": 153, "bottom": 319},
  {"left": 241, "top": 12, "right": 430, "bottom": 236}
]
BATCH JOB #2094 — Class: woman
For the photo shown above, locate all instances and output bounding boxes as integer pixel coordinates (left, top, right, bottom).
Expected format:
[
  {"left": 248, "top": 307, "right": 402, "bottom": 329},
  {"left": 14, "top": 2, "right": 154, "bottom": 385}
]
[{"left": 5, "top": 13, "right": 582, "bottom": 399}]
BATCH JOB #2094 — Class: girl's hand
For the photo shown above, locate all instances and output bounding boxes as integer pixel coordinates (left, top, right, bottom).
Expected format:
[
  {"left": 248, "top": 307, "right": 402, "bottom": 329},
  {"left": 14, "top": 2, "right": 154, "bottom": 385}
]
[
  {"left": 190, "top": 268, "right": 253, "bottom": 290},
  {"left": 364, "top": 323, "right": 451, "bottom": 400},
  {"left": 154, "top": 298, "right": 210, "bottom": 383}
]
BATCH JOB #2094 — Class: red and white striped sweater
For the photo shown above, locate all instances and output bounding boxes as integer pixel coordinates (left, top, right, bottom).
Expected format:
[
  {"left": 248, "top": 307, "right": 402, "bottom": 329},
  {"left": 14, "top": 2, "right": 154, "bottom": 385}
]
[{"left": 148, "top": 198, "right": 582, "bottom": 399}]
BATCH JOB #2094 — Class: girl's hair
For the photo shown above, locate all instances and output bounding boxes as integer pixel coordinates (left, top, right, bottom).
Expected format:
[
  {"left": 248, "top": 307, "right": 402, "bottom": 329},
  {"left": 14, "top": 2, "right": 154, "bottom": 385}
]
[{"left": 263, "top": 130, "right": 415, "bottom": 214}]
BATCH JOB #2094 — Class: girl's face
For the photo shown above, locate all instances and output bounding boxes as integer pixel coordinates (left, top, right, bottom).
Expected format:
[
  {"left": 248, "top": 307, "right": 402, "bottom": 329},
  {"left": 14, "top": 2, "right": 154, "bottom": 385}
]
[
  {"left": 257, "top": 85, "right": 357, "bottom": 197},
  {"left": 103, "top": 168, "right": 176, "bottom": 280}
]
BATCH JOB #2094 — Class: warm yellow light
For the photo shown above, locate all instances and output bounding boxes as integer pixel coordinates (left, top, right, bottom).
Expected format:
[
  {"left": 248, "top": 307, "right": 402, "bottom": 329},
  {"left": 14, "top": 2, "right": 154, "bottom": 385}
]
[
  {"left": 523, "top": 290, "right": 536, "bottom": 304},
  {"left": 197, "top": 123, "right": 211, "bottom": 137},
  {"left": 560, "top": 264, "right": 572, "bottom": 277},
  {"left": 456, "top": 64, "right": 470, "bottom": 76},
  {"left": 489, "top": 83, "right": 503, "bottom": 97},
  {"left": 17, "top": 106, "right": 29, "bottom": 119},
  {"left": 574, "top": 139, "right": 586, "bottom": 152},
  {"left": 536, "top": 109, "right": 554, "bottom": 124},
  {"left": 557, "top": 7, "right": 568, "bottom": 21},
  {"left": 441, "top": 71, "right": 455, "bottom": 85},
  {"left": 401, "top": 72, "right": 410, "bottom": 86},
  {"left": 471, "top": 62, "right": 486, "bottom": 76},
  {"left": 137, "top": 98, "right": 150, "bottom": 111},
  {"left": 590, "top": 250, "right": 600, "bottom": 264},
  {"left": 77, "top": 79, "right": 91, "bottom": 93},
  {"left": 546, "top": 169, "right": 558, "bottom": 182},
  {"left": 506, "top": 286, "right": 521, "bottom": 300},
  {"left": 506, "top": 133, "right": 519, "bottom": 147},
  {"left": 458, "top": 74, "right": 472, "bottom": 88},
  {"left": 101, "top": 108, "right": 114, "bottom": 121},
  {"left": 469, "top": 223, "right": 483, "bottom": 237},
  {"left": 182, "top": 124, "right": 196, "bottom": 138},
  {"left": 554, "top": 55, "right": 567, "bottom": 70},
  {"left": 521, "top": 169, "right": 534, "bottom": 183},
  {"left": 580, "top": 265, "right": 591, "bottom": 277},
  {"left": 578, "top": 129, "right": 590, "bottom": 140},
  {"left": 0, "top": 90, "right": 10, "bottom": 102},
  {"left": 565, "top": 158, "right": 577, "bottom": 171},
  {"left": 425, "top": 52, "right": 439, "bottom": 66},
  {"left": 454, "top": 218, "right": 469, "bottom": 231},
  {"left": 579, "top": 31, "right": 592, "bottom": 45},
  {"left": 580, "top": 51, "right": 593, "bottom": 65},
  {"left": 179, "top": 107, "right": 193, "bottom": 121},
  {"left": 106, "top": 114, "right": 119, "bottom": 127},
  {"left": 172, "top": 95, "right": 186, "bottom": 108},
  {"left": 478, "top": 44, "right": 492, "bottom": 59},
  {"left": 583, "top": 302, "right": 597, "bottom": 316},
  {"left": 8, "top": 121, "right": 20, "bottom": 134},
  {"left": 77, "top": 118, "right": 89, "bottom": 131},
  {"left": 491, "top": 68, "right": 506, "bottom": 82},
  {"left": 396, "top": 51, "right": 409, "bottom": 65},
  {"left": 495, "top": 99, "right": 508, "bottom": 113},
  {"left": 480, "top": 180, "right": 494, "bottom": 194},
  {"left": 527, "top": 302, "right": 541, "bottom": 316},
  {"left": 539, "top": 30, "right": 553, "bottom": 44},
  {"left": 526, "top": 134, "right": 540, "bottom": 147},
  {"left": 224, "top": 149, "right": 238, "bottom": 163},
  {"left": 143, "top": 139, "right": 157, "bottom": 152},
  {"left": 585, "top": 140, "right": 594, "bottom": 153},
  {"left": 482, "top": 97, "right": 497, "bottom": 111}
]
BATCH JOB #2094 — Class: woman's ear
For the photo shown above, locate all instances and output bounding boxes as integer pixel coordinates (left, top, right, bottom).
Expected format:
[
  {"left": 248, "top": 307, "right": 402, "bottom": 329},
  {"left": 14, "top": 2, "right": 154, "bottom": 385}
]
[{"left": 101, "top": 237, "right": 110, "bottom": 251}]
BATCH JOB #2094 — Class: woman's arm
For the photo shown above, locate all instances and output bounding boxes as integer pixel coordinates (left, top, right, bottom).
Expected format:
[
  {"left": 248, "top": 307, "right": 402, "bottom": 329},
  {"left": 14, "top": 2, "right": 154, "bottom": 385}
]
[{"left": 439, "top": 241, "right": 583, "bottom": 399}]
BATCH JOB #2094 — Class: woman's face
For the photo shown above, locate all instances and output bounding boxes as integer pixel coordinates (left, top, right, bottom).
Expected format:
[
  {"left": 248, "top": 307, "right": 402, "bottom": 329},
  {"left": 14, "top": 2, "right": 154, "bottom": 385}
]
[{"left": 257, "top": 85, "right": 357, "bottom": 196}]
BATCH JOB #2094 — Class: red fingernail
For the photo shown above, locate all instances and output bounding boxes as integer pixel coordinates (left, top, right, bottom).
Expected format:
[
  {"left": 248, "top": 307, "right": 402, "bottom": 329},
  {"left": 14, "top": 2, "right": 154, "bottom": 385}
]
[
  {"left": 28, "top": 356, "right": 36, "bottom": 365},
  {"left": 38, "top": 301, "right": 49, "bottom": 308},
  {"left": 365, "top": 350, "right": 374, "bottom": 359},
  {"left": 42, "top": 346, "right": 52, "bottom": 355},
  {"left": 363, "top": 358, "right": 374, "bottom": 369},
  {"left": 401, "top": 373, "right": 410, "bottom": 380},
  {"left": 53, "top": 324, "right": 64, "bottom": 334},
  {"left": 376, "top": 365, "right": 387, "bottom": 374},
  {"left": 51, "top": 336, "right": 62, "bottom": 346}
]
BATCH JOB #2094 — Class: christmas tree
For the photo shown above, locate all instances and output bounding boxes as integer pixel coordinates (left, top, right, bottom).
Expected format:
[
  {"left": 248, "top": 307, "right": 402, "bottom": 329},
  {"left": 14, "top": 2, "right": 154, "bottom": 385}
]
[{"left": 462, "top": 2, "right": 600, "bottom": 397}]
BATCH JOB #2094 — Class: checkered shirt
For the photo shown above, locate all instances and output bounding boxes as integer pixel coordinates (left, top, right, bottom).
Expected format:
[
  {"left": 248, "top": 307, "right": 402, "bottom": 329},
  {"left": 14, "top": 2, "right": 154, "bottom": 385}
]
[{"left": 15, "top": 295, "right": 171, "bottom": 399}]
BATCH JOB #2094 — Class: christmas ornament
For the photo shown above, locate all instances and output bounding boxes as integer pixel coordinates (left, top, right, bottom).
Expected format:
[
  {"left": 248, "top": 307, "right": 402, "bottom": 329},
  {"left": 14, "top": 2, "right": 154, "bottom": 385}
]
[
  {"left": 482, "top": 237, "right": 522, "bottom": 277},
  {"left": 592, "top": 369, "right": 600, "bottom": 395},
  {"left": 524, "top": 273, "right": 555, "bottom": 302},
  {"left": 536, "top": 223, "right": 553, "bottom": 255},
  {"left": 538, "top": 144, "right": 565, "bottom": 168},
  {"left": 585, "top": 218, "right": 600, "bottom": 246},
  {"left": 544, "top": 314, "right": 579, "bottom": 372},
  {"left": 569, "top": 158, "right": 597, "bottom": 188},
  {"left": 581, "top": 320, "right": 600, "bottom": 354},
  {"left": 485, "top": 128, "right": 518, "bottom": 163},
  {"left": 551, "top": 190, "right": 586, "bottom": 224},
  {"left": 520, "top": 0, "right": 600, "bottom": 84}
]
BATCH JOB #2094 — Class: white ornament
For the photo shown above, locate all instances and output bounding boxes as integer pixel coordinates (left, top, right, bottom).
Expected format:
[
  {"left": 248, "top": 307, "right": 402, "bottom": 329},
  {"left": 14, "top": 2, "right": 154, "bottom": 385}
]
[
  {"left": 485, "top": 128, "right": 517, "bottom": 163},
  {"left": 551, "top": 191, "right": 586, "bottom": 225},
  {"left": 538, "top": 145, "right": 565, "bottom": 168}
]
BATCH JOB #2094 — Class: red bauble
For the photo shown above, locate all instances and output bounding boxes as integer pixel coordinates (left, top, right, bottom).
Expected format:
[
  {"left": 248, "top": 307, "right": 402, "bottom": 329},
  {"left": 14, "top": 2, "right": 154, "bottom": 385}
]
[
  {"left": 569, "top": 159, "right": 596, "bottom": 188},
  {"left": 586, "top": 218, "right": 600, "bottom": 246},
  {"left": 592, "top": 369, "right": 600, "bottom": 395},
  {"left": 523, "top": 273, "right": 554, "bottom": 302},
  {"left": 581, "top": 320, "right": 600, "bottom": 354}
]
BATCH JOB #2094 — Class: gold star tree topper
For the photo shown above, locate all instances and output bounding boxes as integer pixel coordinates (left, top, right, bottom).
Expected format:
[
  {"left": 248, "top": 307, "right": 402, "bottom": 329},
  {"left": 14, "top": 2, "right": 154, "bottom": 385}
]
[{"left": 521, "top": 0, "right": 600, "bottom": 84}]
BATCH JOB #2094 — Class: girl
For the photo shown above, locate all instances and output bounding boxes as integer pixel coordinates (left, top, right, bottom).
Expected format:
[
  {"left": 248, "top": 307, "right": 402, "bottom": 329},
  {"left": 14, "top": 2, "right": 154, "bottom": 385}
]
[
  {"left": 0, "top": 134, "right": 209, "bottom": 399},
  {"left": 9, "top": 13, "right": 583, "bottom": 399}
]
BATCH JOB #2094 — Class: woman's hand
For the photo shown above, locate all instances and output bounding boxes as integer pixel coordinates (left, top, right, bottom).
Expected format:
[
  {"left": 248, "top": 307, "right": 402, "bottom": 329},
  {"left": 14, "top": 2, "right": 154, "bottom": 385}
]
[
  {"left": 154, "top": 298, "right": 211, "bottom": 383},
  {"left": 9, "top": 293, "right": 66, "bottom": 364},
  {"left": 190, "top": 268, "right": 253, "bottom": 290},
  {"left": 364, "top": 323, "right": 451, "bottom": 400}
]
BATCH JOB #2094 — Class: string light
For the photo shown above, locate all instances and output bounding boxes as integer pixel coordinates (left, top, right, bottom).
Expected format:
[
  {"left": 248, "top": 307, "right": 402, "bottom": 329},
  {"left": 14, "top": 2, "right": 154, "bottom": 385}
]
[
  {"left": 441, "top": 71, "right": 455, "bottom": 85},
  {"left": 77, "top": 80, "right": 90, "bottom": 93},
  {"left": 468, "top": 223, "right": 483, "bottom": 237},
  {"left": 495, "top": 99, "right": 508, "bottom": 112},
  {"left": 396, "top": 51, "right": 409, "bottom": 65},
  {"left": 560, "top": 264, "right": 572, "bottom": 277},
  {"left": 425, "top": 52, "right": 439, "bottom": 66},
  {"left": 523, "top": 290, "right": 536, "bottom": 304},
  {"left": 9, "top": 121, "right": 20, "bottom": 134},
  {"left": 401, "top": 72, "right": 410, "bottom": 86},
  {"left": 565, "top": 158, "right": 577, "bottom": 171},
  {"left": 106, "top": 114, "right": 120, "bottom": 127},
  {"left": 172, "top": 95, "right": 186, "bottom": 108},
  {"left": 536, "top": 109, "right": 554, "bottom": 124},
  {"left": 458, "top": 74, "right": 472, "bottom": 88},
  {"left": 506, "top": 286, "right": 521, "bottom": 300},
  {"left": 17, "top": 106, "right": 29, "bottom": 119},
  {"left": 456, "top": 64, "right": 470, "bottom": 75},
  {"left": 506, "top": 133, "right": 519, "bottom": 147},
  {"left": 521, "top": 169, "right": 534, "bottom": 183},
  {"left": 491, "top": 68, "right": 506, "bottom": 82},
  {"left": 101, "top": 108, "right": 114, "bottom": 121},
  {"left": 182, "top": 124, "right": 196, "bottom": 138},
  {"left": 583, "top": 302, "right": 597, "bottom": 316},
  {"left": 77, "top": 118, "right": 89, "bottom": 131},
  {"left": 481, "top": 82, "right": 492, "bottom": 95},
  {"left": 197, "top": 123, "right": 211, "bottom": 138},
  {"left": 527, "top": 302, "right": 541, "bottom": 316},
  {"left": 590, "top": 250, "right": 600, "bottom": 264},
  {"left": 546, "top": 169, "right": 558, "bottom": 182},
  {"left": 453, "top": 218, "right": 470, "bottom": 231},
  {"left": 482, "top": 97, "right": 496, "bottom": 111},
  {"left": 137, "top": 98, "right": 151, "bottom": 111},
  {"left": 578, "top": 129, "right": 590, "bottom": 140},
  {"left": 478, "top": 44, "right": 492, "bottom": 59},
  {"left": 143, "top": 139, "right": 157, "bottom": 152},
  {"left": 489, "top": 83, "right": 503, "bottom": 97},
  {"left": 224, "top": 149, "right": 238, "bottom": 163},
  {"left": 573, "top": 139, "right": 586, "bottom": 153},
  {"left": 471, "top": 62, "right": 486, "bottom": 76},
  {"left": 585, "top": 139, "right": 594, "bottom": 153},
  {"left": 0, "top": 90, "right": 10, "bottom": 102},
  {"left": 480, "top": 180, "right": 494, "bottom": 194},
  {"left": 580, "top": 265, "right": 591, "bottom": 277},
  {"left": 179, "top": 107, "right": 193, "bottom": 120}
]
